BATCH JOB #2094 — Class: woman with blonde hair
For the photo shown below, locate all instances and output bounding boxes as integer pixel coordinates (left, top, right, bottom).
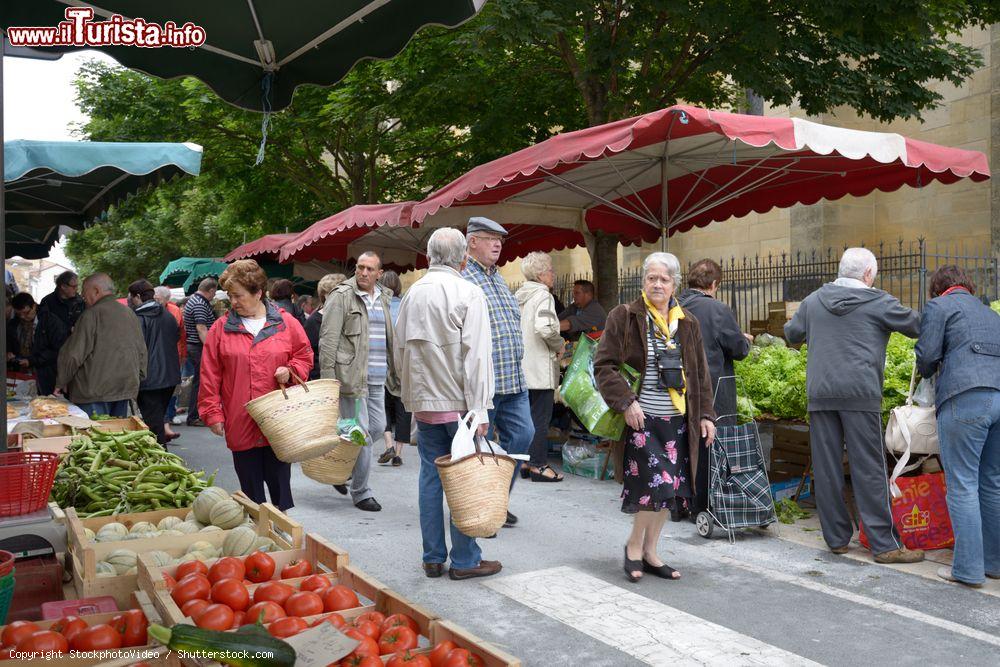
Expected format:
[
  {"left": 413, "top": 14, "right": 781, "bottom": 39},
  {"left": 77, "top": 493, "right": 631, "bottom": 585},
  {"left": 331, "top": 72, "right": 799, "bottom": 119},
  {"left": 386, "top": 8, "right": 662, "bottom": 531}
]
[
  {"left": 304, "top": 273, "right": 347, "bottom": 380},
  {"left": 595, "top": 252, "right": 716, "bottom": 582}
]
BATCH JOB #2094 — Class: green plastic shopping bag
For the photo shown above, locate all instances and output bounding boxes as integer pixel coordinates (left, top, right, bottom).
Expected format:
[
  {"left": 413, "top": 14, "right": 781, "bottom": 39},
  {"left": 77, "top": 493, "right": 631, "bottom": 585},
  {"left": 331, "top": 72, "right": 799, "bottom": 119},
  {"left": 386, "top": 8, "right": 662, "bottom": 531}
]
[
  {"left": 337, "top": 398, "right": 367, "bottom": 445},
  {"left": 559, "top": 335, "right": 640, "bottom": 440}
]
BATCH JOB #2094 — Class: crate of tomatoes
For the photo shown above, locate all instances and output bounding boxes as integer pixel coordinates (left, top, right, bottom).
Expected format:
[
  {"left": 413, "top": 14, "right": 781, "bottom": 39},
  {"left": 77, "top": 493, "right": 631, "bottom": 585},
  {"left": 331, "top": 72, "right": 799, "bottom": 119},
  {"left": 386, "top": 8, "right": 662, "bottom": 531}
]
[
  {"left": 0, "top": 590, "right": 167, "bottom": 666},
  {"left": 137, "top": 533, "right": 519, "bottom": 666}
]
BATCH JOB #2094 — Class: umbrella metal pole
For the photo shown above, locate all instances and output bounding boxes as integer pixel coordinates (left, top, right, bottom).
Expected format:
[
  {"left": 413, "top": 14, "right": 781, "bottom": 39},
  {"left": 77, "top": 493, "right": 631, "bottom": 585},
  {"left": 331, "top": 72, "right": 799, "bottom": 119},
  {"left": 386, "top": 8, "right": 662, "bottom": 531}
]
[{"left": 660, "top": 155, "right": 668, "bottom": 252}]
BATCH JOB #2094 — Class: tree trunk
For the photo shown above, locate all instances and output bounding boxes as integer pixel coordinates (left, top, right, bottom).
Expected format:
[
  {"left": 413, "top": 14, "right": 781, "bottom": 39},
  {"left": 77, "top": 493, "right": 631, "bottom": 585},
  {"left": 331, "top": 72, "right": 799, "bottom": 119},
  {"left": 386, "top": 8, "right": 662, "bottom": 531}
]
[
  {"left": 745, "top": 88, "right": 764, "bottom": 116},
  {"left": 593, "top": 231, "right": 620, "bottom": 311}
]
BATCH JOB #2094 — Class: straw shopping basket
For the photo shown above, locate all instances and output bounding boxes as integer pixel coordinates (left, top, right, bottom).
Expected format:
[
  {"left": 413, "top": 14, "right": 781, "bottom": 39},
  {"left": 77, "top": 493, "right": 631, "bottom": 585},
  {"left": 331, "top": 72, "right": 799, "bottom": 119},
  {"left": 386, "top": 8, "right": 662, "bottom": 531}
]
[
  {"left": 301, "top": 436, "right": 364, "bottom": 485},
  {"left": 245, "top": 370, "right": 341, "bottom": 463},
  {"left": 435, "top": 438, "right": 516, "bottom": 538}
]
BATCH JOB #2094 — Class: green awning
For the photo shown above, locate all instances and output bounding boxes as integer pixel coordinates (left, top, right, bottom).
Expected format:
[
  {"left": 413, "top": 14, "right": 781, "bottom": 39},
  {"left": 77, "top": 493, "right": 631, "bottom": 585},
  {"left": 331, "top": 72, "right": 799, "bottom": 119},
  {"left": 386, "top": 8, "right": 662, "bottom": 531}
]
[
  {"left": 181, "top": 259, "right": 230, "bottom": 294},
  {"left": 0, "top": 1, "right": 488, "bottom": 112},
  {"left": 160, "top": 256, "right": 214, "bottom": 287}
]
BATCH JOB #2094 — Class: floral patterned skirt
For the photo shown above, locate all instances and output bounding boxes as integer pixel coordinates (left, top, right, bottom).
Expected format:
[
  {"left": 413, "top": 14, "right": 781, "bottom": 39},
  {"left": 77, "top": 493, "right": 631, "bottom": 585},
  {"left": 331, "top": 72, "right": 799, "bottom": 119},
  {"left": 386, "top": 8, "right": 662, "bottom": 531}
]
[{"left": 621, "top": 414, "right": 692, "bottom": 514}]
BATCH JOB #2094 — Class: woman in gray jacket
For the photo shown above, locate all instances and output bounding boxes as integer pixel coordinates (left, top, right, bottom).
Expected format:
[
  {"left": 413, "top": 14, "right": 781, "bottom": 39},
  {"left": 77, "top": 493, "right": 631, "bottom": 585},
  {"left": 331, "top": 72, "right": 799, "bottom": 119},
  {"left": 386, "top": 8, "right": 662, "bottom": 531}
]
[{"left": 915, "top": 265, "right": 1000, "bottom": 588}]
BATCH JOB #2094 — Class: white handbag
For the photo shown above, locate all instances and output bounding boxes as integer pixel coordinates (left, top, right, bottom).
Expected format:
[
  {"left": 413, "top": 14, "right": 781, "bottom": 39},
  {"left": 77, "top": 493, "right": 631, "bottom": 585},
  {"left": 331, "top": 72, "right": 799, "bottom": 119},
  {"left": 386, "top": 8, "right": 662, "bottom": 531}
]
[{"left": 884, "top": 366, "right": 939, "bottom": 497}]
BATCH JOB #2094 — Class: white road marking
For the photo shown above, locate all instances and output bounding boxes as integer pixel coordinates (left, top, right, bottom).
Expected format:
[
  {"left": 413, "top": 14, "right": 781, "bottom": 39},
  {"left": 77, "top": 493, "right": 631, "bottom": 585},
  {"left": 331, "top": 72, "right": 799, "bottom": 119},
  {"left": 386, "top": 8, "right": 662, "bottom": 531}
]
[
  {"left": 698, "top": 549, "right": 1000, "bottom": 650},
  {"left": 483, "top": 566, "right": 822, "bottom": 666}
]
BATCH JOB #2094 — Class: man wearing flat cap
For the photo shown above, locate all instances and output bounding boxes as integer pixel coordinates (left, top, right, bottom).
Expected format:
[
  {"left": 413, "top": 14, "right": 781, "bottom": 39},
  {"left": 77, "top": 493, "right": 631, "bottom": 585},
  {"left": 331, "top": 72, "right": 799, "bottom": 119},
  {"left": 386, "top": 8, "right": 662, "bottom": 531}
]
[{"left": 462, "top": 217, "right": 534, "bottom": 530}]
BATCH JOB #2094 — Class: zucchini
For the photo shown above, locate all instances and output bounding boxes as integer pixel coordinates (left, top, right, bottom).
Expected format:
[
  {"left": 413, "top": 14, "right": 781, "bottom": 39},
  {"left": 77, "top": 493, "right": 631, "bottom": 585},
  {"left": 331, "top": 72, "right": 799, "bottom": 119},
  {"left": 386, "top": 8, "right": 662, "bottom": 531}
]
[{"left": 147, "top": 623, "right": 296, "bottom": 667}]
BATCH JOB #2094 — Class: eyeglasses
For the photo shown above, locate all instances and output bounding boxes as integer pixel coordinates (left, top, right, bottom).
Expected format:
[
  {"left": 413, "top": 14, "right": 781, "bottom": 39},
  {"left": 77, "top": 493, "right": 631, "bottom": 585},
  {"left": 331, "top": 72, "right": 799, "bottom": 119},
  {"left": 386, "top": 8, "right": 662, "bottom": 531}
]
[{"left": 473, "top": 234, "right": 504, "bottom": 246}]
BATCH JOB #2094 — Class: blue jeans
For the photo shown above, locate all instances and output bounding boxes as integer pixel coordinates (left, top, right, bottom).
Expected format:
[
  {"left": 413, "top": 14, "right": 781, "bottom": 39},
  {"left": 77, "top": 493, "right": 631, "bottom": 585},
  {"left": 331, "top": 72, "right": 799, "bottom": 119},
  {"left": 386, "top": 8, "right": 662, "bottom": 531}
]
[
  {"left": 488, "top": 390, "right": 534, "bottom": 489},
  {"left": 77, "top": 400, "right": 130, "bottom": 419},
  {"left": 416, "top": 420, "right": 482, "bottom": 569},
  {"left": 937, "top": 388, "right": 1000, "bottom": 584}
]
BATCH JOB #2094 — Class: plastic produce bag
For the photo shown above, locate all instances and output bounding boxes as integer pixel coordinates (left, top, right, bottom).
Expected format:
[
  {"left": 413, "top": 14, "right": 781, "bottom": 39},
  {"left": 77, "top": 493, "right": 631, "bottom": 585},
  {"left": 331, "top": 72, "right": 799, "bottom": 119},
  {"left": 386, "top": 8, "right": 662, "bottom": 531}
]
[
  {"left": 912, "top": 377, "right": 936, "bottom": 408},
  {"left": 559, "top": 335, "right": 639, "bottom": 440},
  {"left": 449, "top": 412, "right": 525, "bottom": 462},
  {"left": 337, "top": 398, "right": 367, "bottom": 446}
]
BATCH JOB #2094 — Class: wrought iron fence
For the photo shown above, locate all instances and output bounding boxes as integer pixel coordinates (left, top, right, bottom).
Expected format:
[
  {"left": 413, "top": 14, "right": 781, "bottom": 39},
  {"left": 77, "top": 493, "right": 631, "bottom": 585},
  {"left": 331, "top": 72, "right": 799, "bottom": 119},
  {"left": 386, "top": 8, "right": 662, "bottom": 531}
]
[{"left": 508, "top": 239, "right": 997, "bottom": 329}]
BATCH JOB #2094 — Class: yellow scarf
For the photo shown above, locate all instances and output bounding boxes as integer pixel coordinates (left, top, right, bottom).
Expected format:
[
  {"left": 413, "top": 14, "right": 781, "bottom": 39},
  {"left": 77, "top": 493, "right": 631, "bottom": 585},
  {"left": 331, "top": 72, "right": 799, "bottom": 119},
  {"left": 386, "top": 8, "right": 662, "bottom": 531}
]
[{"left": 642, "top": 291, "right": 687, "bottom": 415}]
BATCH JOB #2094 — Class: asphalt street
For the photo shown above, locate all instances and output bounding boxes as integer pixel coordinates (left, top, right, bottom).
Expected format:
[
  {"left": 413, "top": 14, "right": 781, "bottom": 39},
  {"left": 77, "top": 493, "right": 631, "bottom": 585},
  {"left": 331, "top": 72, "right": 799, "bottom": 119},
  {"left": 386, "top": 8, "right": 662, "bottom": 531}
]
[{"left": 168, "top": 424, "right": 1000, "bottom": 666}]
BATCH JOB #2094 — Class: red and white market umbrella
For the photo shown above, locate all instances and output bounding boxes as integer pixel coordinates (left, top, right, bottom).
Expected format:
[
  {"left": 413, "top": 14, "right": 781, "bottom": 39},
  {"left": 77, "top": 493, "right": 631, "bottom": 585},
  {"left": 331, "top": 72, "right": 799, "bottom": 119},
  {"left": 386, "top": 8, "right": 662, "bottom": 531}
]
[
  {"left": 277, "top": 202, "right": 417, "bottom": 268},
  {"left": 383, "top": 105, "right": 988, "bottom": 265},
  {"left": 225, "top": 232, "right": 299, "bottom": 262}
]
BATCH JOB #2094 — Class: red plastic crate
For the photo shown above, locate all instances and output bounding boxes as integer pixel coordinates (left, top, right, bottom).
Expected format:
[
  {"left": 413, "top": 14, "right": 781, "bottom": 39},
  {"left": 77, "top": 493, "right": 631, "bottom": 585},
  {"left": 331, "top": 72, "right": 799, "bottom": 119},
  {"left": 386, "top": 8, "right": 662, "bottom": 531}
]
[
  {"left": 0, "top": 451, "right": 59, "bottom": 517},
  {"left": 42, "top": 595, "right": 119, "bottom": 619}
]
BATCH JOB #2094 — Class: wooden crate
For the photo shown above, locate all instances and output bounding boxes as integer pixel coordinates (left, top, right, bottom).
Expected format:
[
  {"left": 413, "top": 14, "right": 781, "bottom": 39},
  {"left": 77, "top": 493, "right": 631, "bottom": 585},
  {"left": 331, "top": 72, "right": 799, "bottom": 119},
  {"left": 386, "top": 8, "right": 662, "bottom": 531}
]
[
  {"left": 67, "top": 497, "right": 302, "bottom": 609},
  {"left": 0, "top": 590, "right": 164, "bottom": 666},
  {"left": 749, "top": 320, "right": 768, "bottom": 336},
  {"left": 18, "top": 416, "right": 149, "bottom": 439},
  {"left": 428, "top": 619, "right": 521, "bottom": 667},
  {"left": 769, "top": 423, "right": 811, "bottom": 481}
]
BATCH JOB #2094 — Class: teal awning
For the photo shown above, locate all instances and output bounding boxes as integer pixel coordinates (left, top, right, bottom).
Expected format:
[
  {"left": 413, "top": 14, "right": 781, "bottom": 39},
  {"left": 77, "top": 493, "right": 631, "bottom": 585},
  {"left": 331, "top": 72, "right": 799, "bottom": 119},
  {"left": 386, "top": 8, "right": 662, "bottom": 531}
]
[
  {"left": 160, "top": 256, "right": 215, "bottom": 287},
  {"left": 4, "top": 140, "right": 203, "bottom": 258}
]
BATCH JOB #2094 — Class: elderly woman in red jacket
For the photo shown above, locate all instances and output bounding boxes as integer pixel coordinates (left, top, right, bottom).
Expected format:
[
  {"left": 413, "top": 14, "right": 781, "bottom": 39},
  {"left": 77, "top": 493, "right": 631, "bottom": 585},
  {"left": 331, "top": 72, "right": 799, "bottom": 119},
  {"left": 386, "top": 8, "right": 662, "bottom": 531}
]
[{"left": 198, "top": 260, "right": 313, "bottom": 510}]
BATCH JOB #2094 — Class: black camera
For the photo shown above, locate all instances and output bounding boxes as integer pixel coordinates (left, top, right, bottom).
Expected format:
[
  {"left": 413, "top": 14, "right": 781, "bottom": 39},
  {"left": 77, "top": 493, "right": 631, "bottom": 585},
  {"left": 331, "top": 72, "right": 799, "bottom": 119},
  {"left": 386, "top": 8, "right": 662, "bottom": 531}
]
[{"left": 655, "top": 344, "right": 685, "bottom": 392}]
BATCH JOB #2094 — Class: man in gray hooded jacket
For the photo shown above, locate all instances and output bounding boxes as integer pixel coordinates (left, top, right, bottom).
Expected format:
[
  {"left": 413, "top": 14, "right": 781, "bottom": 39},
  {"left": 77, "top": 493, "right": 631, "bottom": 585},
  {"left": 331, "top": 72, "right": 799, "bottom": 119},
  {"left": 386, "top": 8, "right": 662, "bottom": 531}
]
[{"left": 785, "top": 248, "right": 923, "bottom": 564}]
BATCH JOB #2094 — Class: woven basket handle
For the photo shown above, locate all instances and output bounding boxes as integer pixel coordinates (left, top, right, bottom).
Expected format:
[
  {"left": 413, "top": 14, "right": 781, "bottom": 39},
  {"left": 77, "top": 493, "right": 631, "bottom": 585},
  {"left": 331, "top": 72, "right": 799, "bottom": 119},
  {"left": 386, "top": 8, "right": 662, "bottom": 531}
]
[
  {"left": 277, "top": 368, "right": 309, "bottom": 400},
  {"left": 474, "top": 435, "right": 501, "bottom": 466}
]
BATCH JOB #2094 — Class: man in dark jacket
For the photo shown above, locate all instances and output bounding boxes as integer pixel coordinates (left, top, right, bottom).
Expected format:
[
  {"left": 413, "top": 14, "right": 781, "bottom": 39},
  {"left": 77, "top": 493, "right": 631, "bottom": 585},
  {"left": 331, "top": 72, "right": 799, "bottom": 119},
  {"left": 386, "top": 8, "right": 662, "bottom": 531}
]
[
  {"left": 32, "top": 271, "right": 85, "bottom": 395},
  {"left": 678, "top": 258, "right": 753, "bottom": 518},
  {"left": 785, "top": 248, "right": 923, "bottom": 564},
  {"left": 129, "top": 279, "right": 180, "bottom": 445}
]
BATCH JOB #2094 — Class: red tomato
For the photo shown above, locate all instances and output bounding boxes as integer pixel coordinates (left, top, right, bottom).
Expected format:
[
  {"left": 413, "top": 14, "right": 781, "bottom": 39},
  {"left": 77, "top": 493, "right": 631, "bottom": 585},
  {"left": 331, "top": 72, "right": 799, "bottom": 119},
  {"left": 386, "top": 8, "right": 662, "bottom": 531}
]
[
  {"left": 230, "top": 611, "right": 246, "bottom": 630},
  {"left": 253, "top": 581, "right": 296, "bottom": 606},
  {"left": 387, "top": 652, "right": 433, "bottom": 667},
  {"left": 267, "top": 616, "right": 308, "bottom": 638},
  {"left": 343, "top": 629, "right": 380, "bottom": 658},
  {"left": 244, "top": 552, "right": 276, "bottom": 583},
  {"left": 208, "top": 557, "right": 246, "bottom": 585},
  {"left": 322, "top": 585, "right": 360, "bottom": 612},
  {"left": 50, "top": 616, "right": 88, "bottom": 645},
  {"left": 162, "top": 573, "right": 177, "bottom": 591},
  {"left": 110, "top": 609, "right": 148, "bottom": 647},
  {"left": 382, "top": 613, "right": 419, "bottom": 635},
  {"left": 0, "top": 647, "right": 14, "bottom": 660},
  {"left": 354, "top": 611, "right": 385, "bottom": 628},
  {"left": 175, "top": 560, "right": 209, "bottom": 580},
  {"left": 354, "top": 621, "right": 380, "bottom": 640},
  {"left": 181, "top": 599, "right": 211, "bottom": 619},
  {"left": 195, "top": 604, "right": 235, "bottom": 631},
  {"left": 246, "top": 601, "right": 287, "bottom": 624},
  {"left": 72, "top": 624, "right": 122, "bottom": 651},
  {"left": 280, "top": 559, "right": 312, "bottom": 579},
  {"left": 378, "top": 627, "right": 418, "bottom": 656},
  {"left": 16, "top": 630, "right": 68, "bottom": 655},
  {"left": 171, "top": 574, "right": 211, "bottom": 606},
  {"left": 284, "top": 591, "right": 323, "bottom": 618},
  {"left": 299, "top": 574, "right": 331, "bottom": 593},
  {"left": 340, "top": 656, "right": 382, "bottom": 667},
  {"left": 442, "top": 649, "right": 485, "bottom": 667},
  {"left": 310, "top": 612, "right": 346, "bottom": 629},
  {"left": 212, "top": 578, "right": 251, "bottom": 611},
  {"left": 428, "top": 640, "right": 457, "bottom": 667},
  {"left": 2, "top": 621, "right": 39, "bottom": 648}
]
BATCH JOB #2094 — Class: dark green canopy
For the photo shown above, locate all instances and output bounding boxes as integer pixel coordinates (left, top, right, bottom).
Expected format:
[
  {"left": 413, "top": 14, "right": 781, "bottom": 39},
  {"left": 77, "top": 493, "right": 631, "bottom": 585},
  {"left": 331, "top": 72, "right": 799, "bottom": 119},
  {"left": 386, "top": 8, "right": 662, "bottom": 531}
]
[
  {"left": 179, "top": 259, "right": 230, "bottom": 294},
  {"left": 160, "top": 256, "right": 216, "bottom": 287},
  {"left": 0, "top": 1, "right": 487, "bottom": 112}
]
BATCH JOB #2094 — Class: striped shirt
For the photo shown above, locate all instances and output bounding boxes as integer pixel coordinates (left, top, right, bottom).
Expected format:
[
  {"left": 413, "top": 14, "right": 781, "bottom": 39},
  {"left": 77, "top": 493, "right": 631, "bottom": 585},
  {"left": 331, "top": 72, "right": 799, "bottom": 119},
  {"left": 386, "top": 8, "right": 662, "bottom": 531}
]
[
  {"left": 183, "top": 292, "right": 215, "bottom": 347},
  {"left": 462, "top": 258, "right": 525, "bottom": 395},
  {"left": 638, "top": 327, "right": 683, "bottom": 418},
  {"left": 358, "top": 288, "right": 387, "bottom": 385}
]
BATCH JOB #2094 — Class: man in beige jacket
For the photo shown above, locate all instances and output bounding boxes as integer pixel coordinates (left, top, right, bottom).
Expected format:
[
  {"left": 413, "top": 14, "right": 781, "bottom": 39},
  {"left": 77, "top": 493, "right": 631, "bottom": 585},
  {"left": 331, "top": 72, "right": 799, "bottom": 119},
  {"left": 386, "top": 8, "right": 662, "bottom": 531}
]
[
  {"left": 394, "top": 228, "right": 500, "bottom": 581},
  {"left": 56, "top": 273, "right": 147, "bottom": 418},
  {"left": 515, "top": 252, "right": 565, "bottom": 482}
]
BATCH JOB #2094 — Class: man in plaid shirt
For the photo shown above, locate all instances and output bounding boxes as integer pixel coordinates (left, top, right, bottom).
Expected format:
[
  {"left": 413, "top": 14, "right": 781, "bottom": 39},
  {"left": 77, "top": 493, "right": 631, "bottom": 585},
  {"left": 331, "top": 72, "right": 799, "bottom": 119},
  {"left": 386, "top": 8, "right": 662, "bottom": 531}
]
[{"left": 463, "top": 217, "right": 534, "bottom": 529}]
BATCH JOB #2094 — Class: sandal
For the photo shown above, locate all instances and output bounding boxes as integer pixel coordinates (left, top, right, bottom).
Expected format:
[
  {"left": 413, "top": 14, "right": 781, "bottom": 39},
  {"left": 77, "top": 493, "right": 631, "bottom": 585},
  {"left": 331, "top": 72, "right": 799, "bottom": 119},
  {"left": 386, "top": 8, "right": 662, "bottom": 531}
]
[
  {"left": 530, "top": 465, "right": 564, "bottom": 483},
  {"left": 623, "top": 546, "right": 643, "bottom": 582},
  {"left": 642, "top": 557, "right": 680, "bottom": 580}
]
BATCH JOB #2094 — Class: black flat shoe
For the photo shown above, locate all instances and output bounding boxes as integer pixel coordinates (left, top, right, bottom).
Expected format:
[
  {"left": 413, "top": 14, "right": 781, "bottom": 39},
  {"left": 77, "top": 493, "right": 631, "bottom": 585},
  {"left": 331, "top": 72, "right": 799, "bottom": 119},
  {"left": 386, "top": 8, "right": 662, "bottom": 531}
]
[
  {"left": 504, "top": 511, "right": 518, "bottom": 527},
  {"left": 530, "top": 465, "right": 564, "bottom": 483},
  {"left": 355, "top": 498, "right": 382, "bottom": 512},
  {"left": 332, "top": 484, "right": 348, "bottom": 496},
  {"left": 623, "top": 546, "right": 642, "bottom": 582},
  {"left": 642, "top": 558, "right": 680, "bottom": 580}
]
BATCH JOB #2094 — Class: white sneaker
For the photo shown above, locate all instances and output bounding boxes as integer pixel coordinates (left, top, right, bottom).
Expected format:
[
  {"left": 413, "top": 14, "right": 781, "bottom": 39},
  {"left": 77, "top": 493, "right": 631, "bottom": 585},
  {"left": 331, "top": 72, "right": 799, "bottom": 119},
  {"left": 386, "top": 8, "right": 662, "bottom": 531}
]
[{"left": 171, "top": 415, "right": 185, "bottom": 425}]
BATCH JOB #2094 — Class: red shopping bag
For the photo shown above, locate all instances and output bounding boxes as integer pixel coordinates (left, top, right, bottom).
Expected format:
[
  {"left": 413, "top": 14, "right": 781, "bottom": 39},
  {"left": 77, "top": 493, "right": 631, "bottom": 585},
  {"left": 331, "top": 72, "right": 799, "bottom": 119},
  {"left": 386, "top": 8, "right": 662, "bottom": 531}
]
[{"left": 859, "top": 472, "right": 954, "bottom": 551}]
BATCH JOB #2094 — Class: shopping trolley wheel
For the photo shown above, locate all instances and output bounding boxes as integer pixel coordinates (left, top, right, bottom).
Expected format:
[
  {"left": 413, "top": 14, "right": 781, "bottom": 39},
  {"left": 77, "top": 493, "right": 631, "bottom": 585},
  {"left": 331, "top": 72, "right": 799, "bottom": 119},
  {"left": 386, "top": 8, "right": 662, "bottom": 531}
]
[{"left": 695, "top": 512, "right": 714, "bottom": 538}]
